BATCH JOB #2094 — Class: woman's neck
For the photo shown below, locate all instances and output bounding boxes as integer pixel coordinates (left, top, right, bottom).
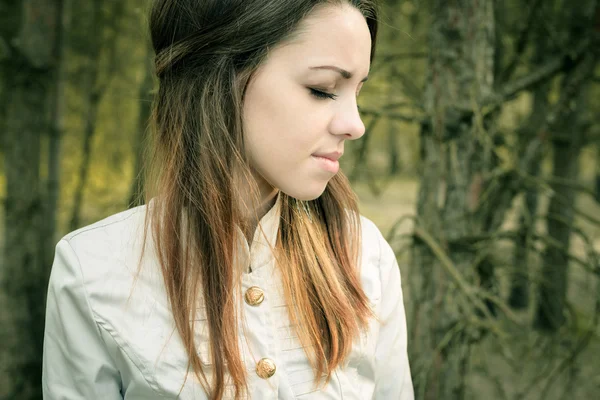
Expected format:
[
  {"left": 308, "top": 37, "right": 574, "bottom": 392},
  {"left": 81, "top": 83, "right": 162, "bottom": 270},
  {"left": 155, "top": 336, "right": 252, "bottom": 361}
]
[{"left": 241, "top": 187, "right": 279, "bottom": 246}]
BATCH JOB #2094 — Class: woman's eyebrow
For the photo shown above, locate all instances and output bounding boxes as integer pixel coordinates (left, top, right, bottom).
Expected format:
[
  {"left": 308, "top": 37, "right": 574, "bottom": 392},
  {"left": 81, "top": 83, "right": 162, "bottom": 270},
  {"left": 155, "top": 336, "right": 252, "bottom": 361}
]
[{"left": 309, "top": 65, "right": 369, "bottom": 83}]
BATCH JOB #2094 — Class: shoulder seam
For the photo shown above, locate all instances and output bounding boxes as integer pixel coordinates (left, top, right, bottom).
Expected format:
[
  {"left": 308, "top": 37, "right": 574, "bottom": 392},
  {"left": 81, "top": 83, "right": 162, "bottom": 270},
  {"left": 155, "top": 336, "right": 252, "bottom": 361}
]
[{"left": 65, "top": 207, "right": 145, "bottom": 242}]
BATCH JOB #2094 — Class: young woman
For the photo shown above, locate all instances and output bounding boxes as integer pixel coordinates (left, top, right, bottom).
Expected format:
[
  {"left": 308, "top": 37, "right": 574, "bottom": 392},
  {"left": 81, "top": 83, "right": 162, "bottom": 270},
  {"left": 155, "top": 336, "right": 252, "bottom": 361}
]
[{"left": 42, "top": 0, "right": 414, "bottom": 399}]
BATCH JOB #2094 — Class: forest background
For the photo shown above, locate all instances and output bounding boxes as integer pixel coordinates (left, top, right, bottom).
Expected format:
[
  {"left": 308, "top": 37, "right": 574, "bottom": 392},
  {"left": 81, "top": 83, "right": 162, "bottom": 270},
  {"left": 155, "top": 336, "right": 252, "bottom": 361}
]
[{"left": 1, "top": 0, "right": 599, "bottom": 399}]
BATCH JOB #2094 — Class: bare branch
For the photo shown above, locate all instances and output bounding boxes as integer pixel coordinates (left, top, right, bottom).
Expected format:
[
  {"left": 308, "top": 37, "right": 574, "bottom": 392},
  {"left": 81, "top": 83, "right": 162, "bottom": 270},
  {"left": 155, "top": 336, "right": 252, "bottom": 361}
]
[
  {"left": 359, "top": 107, "right": 425, "bottom": 123},
  {"left": 500, "top": 0, "right": 544, "bottom": 83},
  {"left": 518, "top": 171, "right": 598, "bottom": 200},
  {"left": 530, "top": 232, "right": 598, "bottom": 275},
  {"left": 519, "top": 328, "right": 596, "bottom": 400},
  {"left": 392, "top": 67, "right": 424, "bottom": 106},
  {"left": 413, "top": 225, "right": 521, "bottom": 327},
  {"left": 444, "top": 228, "right": 598, "bottom": 275},
  {"left": 370, "top": 52, "right": 427, "bottom": 77},
  {"left": 382, "top": 101, "right": 424, "bottom": 111},
  {"left": 497, "top": 38, "right": 591, "bottom": 106},
  {"left": 375, "top": 51, "right": 428, "bottom": 62}
]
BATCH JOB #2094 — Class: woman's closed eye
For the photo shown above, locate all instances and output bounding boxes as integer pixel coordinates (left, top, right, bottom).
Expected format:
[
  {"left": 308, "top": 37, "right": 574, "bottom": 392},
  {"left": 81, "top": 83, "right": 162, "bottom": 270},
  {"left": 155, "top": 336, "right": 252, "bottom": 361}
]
[
  {"left": 309, "top": 88, "right": 362, "bottom": 111},
  {"left": 309, "top": 88, "right": 337, "bottom": 100}
]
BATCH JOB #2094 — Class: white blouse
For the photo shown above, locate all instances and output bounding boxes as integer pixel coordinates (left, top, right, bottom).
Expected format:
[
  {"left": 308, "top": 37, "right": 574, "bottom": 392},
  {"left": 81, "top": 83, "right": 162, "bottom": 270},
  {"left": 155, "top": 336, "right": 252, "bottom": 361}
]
[{"left": 42, "top": 195, "right": 414, "bottom": 399}]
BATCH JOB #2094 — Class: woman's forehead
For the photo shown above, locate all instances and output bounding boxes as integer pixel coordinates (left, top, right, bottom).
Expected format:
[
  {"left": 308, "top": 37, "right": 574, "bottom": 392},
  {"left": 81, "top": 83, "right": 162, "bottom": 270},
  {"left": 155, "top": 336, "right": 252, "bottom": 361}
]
[{"left": 270, "top": 5, "right": 372, "bottom": 77}]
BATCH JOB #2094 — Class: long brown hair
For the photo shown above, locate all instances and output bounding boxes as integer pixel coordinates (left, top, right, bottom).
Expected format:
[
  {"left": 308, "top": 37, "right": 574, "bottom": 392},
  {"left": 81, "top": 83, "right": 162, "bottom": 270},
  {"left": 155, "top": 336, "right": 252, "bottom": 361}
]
[{"left": 143, "top": 0, "right": 380, "bottom": 398}]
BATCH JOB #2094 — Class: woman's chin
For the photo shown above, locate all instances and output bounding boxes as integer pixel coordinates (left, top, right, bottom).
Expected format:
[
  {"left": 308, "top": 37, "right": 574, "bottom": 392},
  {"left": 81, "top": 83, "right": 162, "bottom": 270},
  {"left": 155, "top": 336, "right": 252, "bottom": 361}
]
[{"left": 281, "top": 182, "right": 329, "bottom": 201}]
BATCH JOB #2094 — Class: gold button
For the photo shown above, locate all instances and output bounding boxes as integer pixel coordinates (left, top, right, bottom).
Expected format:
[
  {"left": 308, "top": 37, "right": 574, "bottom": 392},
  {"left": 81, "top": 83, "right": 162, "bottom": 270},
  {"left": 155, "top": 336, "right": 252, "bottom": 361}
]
[
  {"left": 256, "top": 358, "right": 276, "bottom": 379},
  {"left": 244, "top": 286, "right": 264, "bottom": 306}
]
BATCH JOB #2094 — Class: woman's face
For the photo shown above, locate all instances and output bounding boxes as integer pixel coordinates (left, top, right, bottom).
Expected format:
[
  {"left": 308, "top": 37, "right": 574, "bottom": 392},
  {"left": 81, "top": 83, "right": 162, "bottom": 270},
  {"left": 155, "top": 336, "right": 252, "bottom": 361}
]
[{"left": 242, "top": 4, "right": 372, "bottom": 202}]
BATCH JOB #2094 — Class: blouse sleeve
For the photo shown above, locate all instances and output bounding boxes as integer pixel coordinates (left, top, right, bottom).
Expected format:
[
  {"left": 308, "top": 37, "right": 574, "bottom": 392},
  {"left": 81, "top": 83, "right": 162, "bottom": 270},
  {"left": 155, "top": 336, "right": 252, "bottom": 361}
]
[
  {"left": 42, "top": 239, "right": 123, "bottom": 399},
  {"left": 373, "top": 233, "right": 414, "bottom": 399}
]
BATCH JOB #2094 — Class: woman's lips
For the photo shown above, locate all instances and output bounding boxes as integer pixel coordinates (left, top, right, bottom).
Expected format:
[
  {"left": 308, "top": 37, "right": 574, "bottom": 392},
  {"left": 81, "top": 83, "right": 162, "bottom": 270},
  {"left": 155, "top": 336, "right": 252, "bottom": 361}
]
[{"left": 311, "top": 155, "right": 340, "bottom": 173}]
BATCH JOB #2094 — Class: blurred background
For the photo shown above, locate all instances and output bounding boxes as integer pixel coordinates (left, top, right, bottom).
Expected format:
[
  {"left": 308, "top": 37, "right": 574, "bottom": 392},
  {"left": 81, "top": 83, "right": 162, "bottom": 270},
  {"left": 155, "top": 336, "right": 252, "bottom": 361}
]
[{"left": 1, "top": 0, "right": 599, "bottom": 399}]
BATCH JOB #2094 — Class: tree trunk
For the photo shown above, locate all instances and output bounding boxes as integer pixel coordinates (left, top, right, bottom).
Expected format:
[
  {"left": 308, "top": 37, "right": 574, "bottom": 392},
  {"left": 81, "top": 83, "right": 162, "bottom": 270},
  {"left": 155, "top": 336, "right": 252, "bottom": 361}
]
[
  {"left": 385, "top": 7, "right": 401, "bottom": 177},
  {"left": 42, "top": 0, "right": 70, "bottom": 279},
  {"left": 534, "top": 64, "right": 596, "bottom": 331},
  {"left": 410, "top": 1, "right": 497, "bottom": 398},
  {"left": 507, "top": 9, "right": 551, "bottom": 309},
  {"left": 530, "top": 0, "right": 599, "bottom": 332},
  {"left": 128, "top": 41, "right": 154, "bottom": 208},
  {"left": 69, "top": 85, "right": 101, "bottom": 231},
  {"left": 0, "top": 1, "right": 63, "bottom": 398},
  {"left": 508, "top": 74, "right": 550, "bottom": 309},
  {"left": 69, "top": 0, "right": 123, "bottom": 230},
  {"left": 534, "top": 137, "right": 578, "bottom": 331},
  {"left": 68, "top": 0, "right": 103, "bottom": 231},
  {"left": 387, "top": 121, "right": 400, "bottom": 175},
  {"left": 595, "top": 144, "right": 600, "bottom": 202}
]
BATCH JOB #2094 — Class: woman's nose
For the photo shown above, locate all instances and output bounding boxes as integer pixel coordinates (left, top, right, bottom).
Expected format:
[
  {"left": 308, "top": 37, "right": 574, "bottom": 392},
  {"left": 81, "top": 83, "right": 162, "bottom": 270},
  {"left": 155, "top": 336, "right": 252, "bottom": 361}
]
[{"left": 330, "top": 99, "right": 365, "bottom": 140}]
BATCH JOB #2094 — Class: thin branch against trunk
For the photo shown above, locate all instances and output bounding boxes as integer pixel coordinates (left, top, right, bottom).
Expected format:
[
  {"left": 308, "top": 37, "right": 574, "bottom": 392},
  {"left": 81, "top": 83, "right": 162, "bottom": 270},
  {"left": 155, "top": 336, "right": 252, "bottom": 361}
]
[
  {"left": 382, "top": 100, "right": 424, "bottom": 111},
  {"left": 413, "top": 225, "right": 520, "bottom": 326},
  {"left": 358, "top": 107, "right": 424, "bottom": 123},
  {"left": 376, "top": 51, "right": 428, "bottom": 61},
  {"left": 69, "top": 89, "right": 101, "bottom": 231},
  {"left": 69, "top": 0, "right": 125, "bottom": 230},
  {"left": 499, "top": 0, "right": 544, "bottom": 83},
  {"left": 497, "top": 38, "right": 591, "bottom": 105},
  {"left": 369, "top": 51, "right": 427, "bottom": 76},
  {"left": 519, "top": 44, "right": 599, "bottom": 176},
  {"left": 452, "top": 37, "right": 594, "bottom": 116},
  {"left": 127, "top": 40, "right": 154, "bottom": 208},
  {"left": 521, "top": 172, "right": 599, "bottom": 201}
]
